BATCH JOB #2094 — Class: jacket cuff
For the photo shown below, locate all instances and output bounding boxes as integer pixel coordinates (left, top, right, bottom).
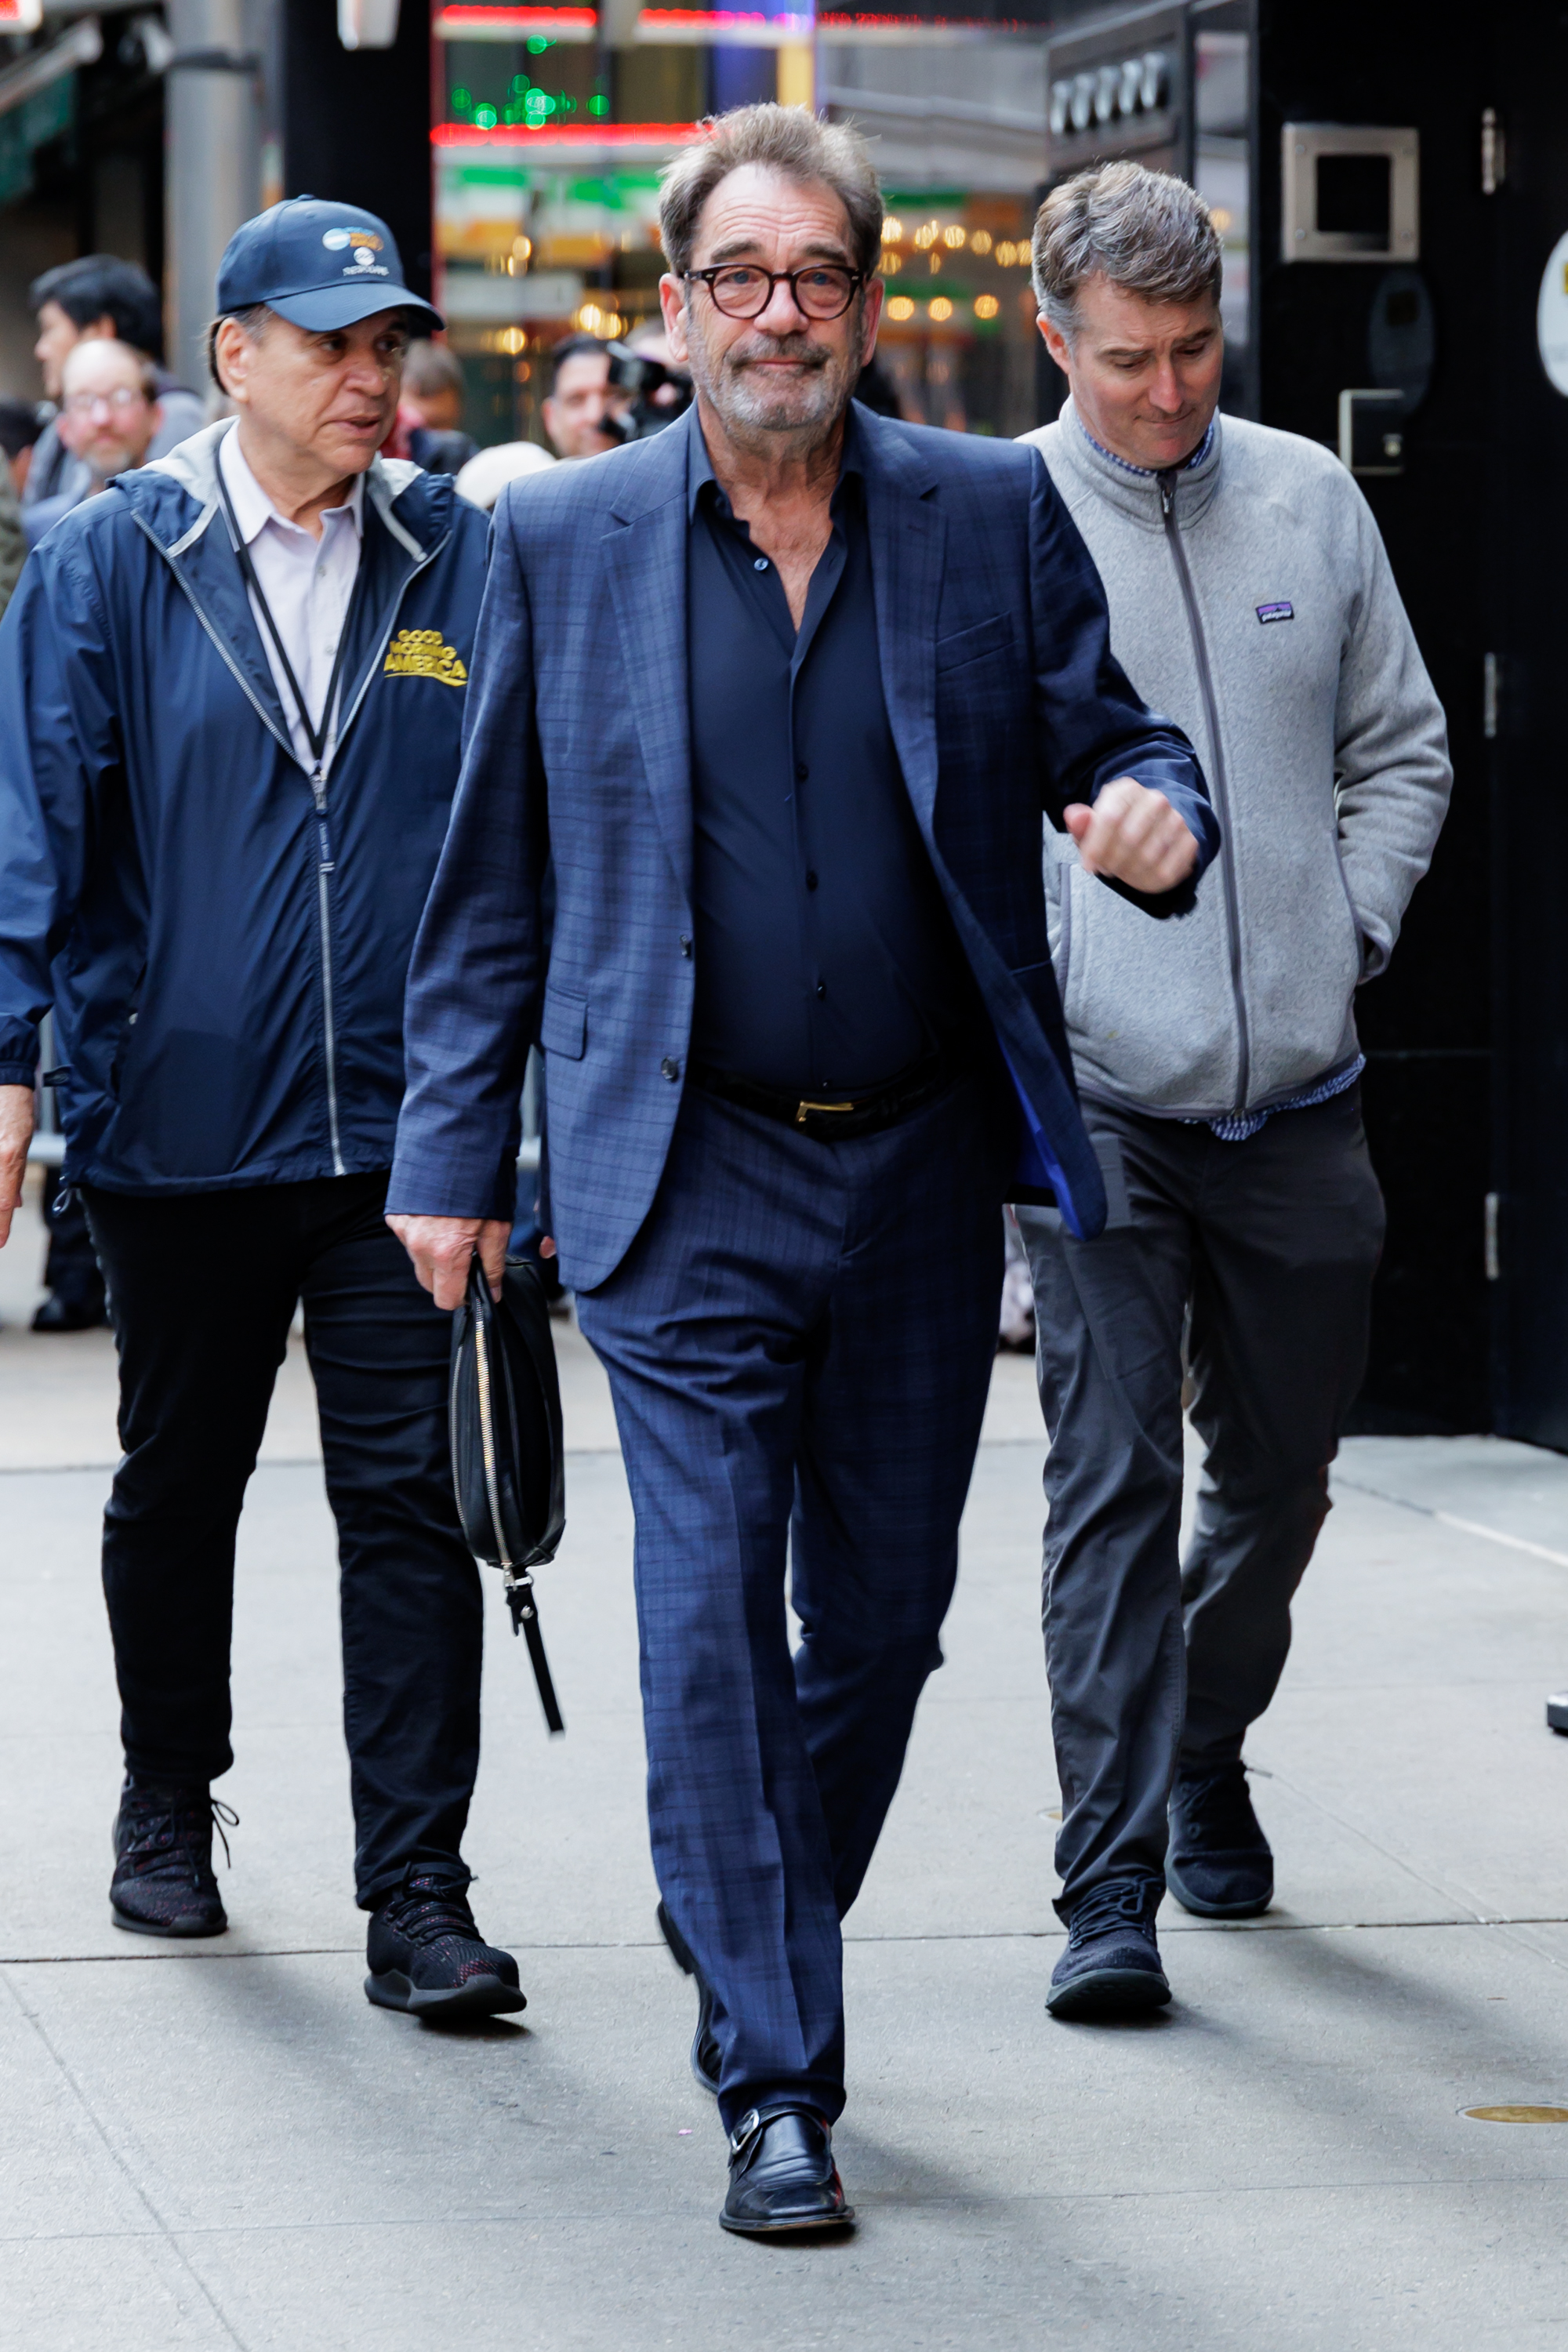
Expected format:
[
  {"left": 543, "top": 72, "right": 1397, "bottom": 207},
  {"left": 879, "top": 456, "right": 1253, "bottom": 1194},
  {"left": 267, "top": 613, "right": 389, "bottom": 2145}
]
[
  {"left": 385, "top": 1146, "right": 518, "bottom": 1226},
  {"left": 0, "top": 1062, "right": 38, "bottom": 1088},
  {"left": 1101, "top": 869, "right": 1199, "bottom": 921}
]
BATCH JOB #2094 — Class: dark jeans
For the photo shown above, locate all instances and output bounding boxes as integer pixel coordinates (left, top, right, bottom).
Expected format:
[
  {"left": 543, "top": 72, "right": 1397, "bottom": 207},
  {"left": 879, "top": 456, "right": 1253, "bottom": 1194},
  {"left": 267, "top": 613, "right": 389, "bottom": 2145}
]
[
  {"left": 82, "top": 1174, "right": 483, "bottom": 1907},
  {"left": 1017, "top": 1087, "right": 1385, "bottom": 1911},
  {"left": 43, "top": 1185, "right": 107, "bottom": 1316}
]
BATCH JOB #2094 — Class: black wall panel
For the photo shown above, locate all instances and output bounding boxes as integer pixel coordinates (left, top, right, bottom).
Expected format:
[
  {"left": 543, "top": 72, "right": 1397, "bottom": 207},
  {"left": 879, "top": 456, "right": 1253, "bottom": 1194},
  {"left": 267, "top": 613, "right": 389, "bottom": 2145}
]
[{"left": 281, "top": 0, "right": 434, "bottom": 302}]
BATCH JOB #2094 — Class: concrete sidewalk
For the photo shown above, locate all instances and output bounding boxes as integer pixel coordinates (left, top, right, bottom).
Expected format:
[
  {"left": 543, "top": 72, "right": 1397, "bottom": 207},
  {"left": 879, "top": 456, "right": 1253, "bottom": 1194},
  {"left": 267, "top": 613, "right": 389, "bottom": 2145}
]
[{"left": 5, "top": 1174, "right": 1568, "bottom": 2348}]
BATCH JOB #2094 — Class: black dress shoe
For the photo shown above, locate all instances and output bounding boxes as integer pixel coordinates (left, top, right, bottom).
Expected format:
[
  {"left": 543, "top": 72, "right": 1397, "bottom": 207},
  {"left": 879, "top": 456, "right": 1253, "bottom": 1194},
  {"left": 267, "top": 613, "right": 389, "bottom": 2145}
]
[
  {"left": 1167, "top": 1761, "right": 1274, "bottom": 1918},
  {"left": 1047, "top": 1875, "right": 1171, "bottom": 2020},
  {"left": 365, "top": 1871, "right": 527, "bottom": 2020},
  {"left": 656, "top": 1900, "right": 720, "bottom": 2096},
  {"left": 111, "top": 1778, "right": 233, "bottom": 1937},
  {"left": 720, "top": 2105, "right": 855, "bottom": 2236}
]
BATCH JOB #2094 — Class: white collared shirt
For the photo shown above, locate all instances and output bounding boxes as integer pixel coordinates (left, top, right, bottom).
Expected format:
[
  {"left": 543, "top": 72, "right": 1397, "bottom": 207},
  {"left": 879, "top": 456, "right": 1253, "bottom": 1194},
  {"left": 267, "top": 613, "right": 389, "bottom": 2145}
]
[{"left": 217, "top": 424, "right": 365, "bottom": 775}]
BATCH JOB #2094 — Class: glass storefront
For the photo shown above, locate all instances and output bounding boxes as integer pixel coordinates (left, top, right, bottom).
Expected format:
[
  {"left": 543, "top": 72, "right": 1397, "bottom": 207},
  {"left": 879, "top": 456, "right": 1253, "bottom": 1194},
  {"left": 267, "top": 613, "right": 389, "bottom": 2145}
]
[{"left": 430, "top": 2, "right": 1054, "bottom": 448}]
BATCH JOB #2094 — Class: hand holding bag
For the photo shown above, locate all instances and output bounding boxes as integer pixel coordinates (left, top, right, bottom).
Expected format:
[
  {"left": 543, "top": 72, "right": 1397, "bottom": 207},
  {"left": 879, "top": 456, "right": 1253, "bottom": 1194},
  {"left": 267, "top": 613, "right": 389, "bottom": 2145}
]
[{"left": 449, "top": 1253, "right": 567, "bottom": 1733}]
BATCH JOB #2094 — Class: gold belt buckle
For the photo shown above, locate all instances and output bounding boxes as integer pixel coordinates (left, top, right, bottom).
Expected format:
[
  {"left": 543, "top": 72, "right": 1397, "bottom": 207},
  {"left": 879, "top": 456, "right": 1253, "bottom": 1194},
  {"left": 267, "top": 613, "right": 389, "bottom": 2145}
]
[{"left": 794, "top": 1096, "right": 858, "bottom": 1127}]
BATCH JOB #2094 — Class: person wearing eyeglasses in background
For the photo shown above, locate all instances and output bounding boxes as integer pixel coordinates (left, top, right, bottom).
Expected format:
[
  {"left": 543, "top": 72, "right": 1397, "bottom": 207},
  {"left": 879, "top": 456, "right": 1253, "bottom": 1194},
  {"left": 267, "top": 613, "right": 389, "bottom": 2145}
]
[
  {"left": 386, "top": 103, "right": 1216, "bottom": 2237},
  {"left": 24, "top": 254, "right": 205, "bottom": 540}
]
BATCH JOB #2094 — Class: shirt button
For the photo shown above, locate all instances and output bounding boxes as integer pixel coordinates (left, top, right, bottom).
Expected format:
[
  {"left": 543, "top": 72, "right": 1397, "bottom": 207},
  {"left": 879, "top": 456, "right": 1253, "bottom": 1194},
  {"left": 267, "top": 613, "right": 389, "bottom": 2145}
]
[
  {"left": 753, "top": 557, "right": 768, "bottom": 571},
  {"left": 796, "top": 761, "right": 808, "bottom": 780},
  {"left": 805, "top": 870, "right": 819, "bottom": 891},
  {"left": 679, "top": 935, "right": 692, "bottom": 957},
  {"left": 660, "top": 1056, "right": 681, "bottom": 1080},
  {"left": 815, "top": 982, "right": 827, "bottom": 1000}
]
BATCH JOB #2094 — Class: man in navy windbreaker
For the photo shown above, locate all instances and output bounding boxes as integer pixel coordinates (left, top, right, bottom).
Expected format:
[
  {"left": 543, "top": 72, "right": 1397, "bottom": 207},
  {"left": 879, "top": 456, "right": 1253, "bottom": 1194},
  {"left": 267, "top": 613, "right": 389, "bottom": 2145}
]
[{"left": 0, "top": 199, "right": 527, "bottom": 2020}]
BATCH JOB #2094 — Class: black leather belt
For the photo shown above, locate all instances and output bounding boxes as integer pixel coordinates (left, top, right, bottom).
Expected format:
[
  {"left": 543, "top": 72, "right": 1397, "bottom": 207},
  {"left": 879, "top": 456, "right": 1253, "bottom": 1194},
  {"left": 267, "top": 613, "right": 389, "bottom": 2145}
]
[{"left": 689, "top": 1051, "right": 954, "bottom": 1139}]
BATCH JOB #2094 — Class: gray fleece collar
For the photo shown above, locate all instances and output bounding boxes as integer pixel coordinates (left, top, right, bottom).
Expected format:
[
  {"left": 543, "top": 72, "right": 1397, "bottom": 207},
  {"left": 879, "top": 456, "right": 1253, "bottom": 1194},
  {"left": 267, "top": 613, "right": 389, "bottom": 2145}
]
[{"left": 1054, "top": 395, "right": 1224, "bottom": 529}]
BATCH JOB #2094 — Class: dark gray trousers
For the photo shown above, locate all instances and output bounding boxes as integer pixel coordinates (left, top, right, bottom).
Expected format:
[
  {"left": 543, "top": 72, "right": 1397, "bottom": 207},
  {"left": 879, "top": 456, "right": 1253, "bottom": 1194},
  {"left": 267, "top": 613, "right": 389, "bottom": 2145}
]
[{"left": 1016, "top": 1087, "right": 1385, "bottom": 1908}]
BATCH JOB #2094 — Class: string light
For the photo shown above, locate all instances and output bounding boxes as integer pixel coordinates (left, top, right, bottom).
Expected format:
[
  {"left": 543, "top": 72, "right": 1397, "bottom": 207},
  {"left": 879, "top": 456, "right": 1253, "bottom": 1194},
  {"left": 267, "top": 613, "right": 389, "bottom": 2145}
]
[
  {"left": 974, "top": 292, "right": 999, "bottom": 319},
  {"left": 928, "top": 296, "right": 953, "bottom": 321},
  {"left": 886, "top": 296, "right": 915, "bottom": 321}
]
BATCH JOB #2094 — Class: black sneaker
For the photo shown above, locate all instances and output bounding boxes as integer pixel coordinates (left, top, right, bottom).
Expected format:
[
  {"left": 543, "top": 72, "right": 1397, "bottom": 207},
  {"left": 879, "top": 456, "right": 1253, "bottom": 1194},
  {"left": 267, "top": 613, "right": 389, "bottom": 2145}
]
[
  {"left": 110, "top": 1778, "right": 234, "bottom": 1938},
  {"left": 365, "top": 1871, "right": 527, "bottom": 2020},
  {"left": 1047, "top": 1875, "right": 1171, "bottom": 2020},
  {"left": 656, "top": 1899, "right": 721, "bottom": 2096},
  {"left": 1167, "top": 1762, "right": 1274, "bottom": 1918}
]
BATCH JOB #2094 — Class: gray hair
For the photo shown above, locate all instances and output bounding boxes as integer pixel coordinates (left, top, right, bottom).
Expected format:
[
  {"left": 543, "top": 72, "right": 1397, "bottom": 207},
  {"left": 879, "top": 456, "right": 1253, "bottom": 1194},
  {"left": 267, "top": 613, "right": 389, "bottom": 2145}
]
[
  {"left": 659, "top": 104, "right": 883, "bottom": 282},
  {"left": 1031, "top": 162, "right": 1221, "bottom": 340},
  {"left": 205, "top": 303, "right": 270, "bottom": 389}
]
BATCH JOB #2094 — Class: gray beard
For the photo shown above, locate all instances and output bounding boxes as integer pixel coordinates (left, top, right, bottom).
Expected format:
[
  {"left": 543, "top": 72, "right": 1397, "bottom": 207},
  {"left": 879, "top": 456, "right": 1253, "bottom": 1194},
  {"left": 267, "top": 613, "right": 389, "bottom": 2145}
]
[{"left": 684, "top": 312, "right": 858, "bottom": 444}]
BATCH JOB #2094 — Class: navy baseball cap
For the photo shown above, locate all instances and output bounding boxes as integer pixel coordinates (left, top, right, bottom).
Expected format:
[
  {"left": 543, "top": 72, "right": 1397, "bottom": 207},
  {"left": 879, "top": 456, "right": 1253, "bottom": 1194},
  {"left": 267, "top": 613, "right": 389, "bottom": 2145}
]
[{"left": 216, "top": 195, "right": 442, "bottom": 333}]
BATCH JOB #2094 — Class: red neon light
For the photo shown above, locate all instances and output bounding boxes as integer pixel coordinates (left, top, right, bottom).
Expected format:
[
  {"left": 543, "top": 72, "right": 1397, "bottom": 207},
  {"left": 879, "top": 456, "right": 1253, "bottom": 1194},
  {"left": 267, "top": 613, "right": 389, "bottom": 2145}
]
[
  {"left": 437, "top": 6, "right": 598, "bottom": 29},
  {"left": 640, "top": 8, "right": 807, "bottom": 22},
  {"left": 816, "top": 12, "right": 1025, "bottom": 23},
  {"left": 433, "top": 120, "right": 710, "bottom": 144}
]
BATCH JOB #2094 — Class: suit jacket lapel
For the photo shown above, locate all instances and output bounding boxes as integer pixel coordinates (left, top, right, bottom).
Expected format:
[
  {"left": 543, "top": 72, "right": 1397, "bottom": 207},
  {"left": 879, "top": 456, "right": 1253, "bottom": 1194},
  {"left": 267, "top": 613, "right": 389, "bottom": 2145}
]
[
  {"left": 862, "top": 419, "right": 945, "bottom": 834},
  {"left": 604, "top": 420, "right": 695, "bottom": 909}
]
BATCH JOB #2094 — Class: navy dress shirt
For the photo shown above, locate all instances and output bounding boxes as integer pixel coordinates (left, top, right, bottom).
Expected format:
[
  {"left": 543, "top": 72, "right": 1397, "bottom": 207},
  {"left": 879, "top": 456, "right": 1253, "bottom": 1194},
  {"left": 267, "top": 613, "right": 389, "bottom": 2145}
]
[{"left": 686, "top": 412, "right": 979, "bottom": 1094}]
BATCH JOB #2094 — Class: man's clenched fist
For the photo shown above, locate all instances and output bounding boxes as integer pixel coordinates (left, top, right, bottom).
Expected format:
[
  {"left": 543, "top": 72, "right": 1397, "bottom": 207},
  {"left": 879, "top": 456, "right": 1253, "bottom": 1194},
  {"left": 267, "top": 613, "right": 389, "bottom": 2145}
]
[{"left": 1064, "top": 776, "right": 1200, "bottom": 897}]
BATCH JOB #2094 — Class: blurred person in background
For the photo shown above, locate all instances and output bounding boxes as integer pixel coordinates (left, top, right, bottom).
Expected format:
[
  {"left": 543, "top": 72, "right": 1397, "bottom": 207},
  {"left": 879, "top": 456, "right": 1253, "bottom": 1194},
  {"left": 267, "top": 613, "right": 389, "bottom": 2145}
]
[
  {"left": 0, "top": 397, "right": 44, "bottom": 500},
  {"left": 0, "top": 445, "right": 20, "bottom": 624},
  {"left": 398, "top": 340, "right": 476, "bottom": 476},
  {"left": 0, "top": 198, "right": 517, "bottom": 2024},
  {"left": 24, "top": 341, "right": 164, "bottom": 543},
  {"left": 24, "top": 256, "right": 203, "bottom": 521},
  {"left": 540, "top": 331, "right": 625, "bottom": 458},
  {"left": 453, "top": 437, "right": 554, "bottom": 510}
]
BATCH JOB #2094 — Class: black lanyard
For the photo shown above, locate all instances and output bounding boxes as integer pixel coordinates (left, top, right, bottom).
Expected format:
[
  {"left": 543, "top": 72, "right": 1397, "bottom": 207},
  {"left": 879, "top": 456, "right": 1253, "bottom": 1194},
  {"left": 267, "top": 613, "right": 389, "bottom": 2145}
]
[{"left": 216, "top": 459, "right": 367, "bottom": 777}]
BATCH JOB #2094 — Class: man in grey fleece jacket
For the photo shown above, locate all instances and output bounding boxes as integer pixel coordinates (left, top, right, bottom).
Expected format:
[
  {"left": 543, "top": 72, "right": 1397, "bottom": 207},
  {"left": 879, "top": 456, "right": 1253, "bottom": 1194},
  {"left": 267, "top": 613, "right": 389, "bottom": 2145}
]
[{"left": 1015, "top": 163, "right": 1450, "bottom": 2021}]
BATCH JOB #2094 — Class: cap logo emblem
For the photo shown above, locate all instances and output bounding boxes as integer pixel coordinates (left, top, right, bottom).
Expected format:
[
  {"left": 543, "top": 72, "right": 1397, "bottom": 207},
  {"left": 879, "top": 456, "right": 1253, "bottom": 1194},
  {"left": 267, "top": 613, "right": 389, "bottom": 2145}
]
[
  {"left": 354, "top": 248, "right": 376, "bottom": 267},
  {"left": 322, "top": 229, "right": 350, "bottom": 250},
  {"left": 349, "top": 230, "right": 383, "bottom": 250}
]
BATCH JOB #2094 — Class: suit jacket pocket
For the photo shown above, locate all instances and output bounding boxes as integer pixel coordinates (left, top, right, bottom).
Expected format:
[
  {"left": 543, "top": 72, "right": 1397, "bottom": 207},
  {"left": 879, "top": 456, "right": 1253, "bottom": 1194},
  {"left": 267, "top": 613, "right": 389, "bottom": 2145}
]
[
  {"left": 935, "top": 612, "right": 1014, "bottom": 674},
  {"left": 539, "top": 985, "right": 586, "bottom": 1060}
]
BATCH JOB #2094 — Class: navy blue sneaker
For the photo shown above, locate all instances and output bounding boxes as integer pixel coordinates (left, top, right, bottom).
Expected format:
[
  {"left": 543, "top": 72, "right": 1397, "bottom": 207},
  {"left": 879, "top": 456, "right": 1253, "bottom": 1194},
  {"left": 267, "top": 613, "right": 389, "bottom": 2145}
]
[
  {"left": 365, "top": 1872, "right": 526, "bottom": 2020},
  {"left": 111, "top": 1778, "right": 234, "bottom": 1938},
  {"left": 1047, "top": 1876, "right": 1171, "bottom": 2020},
  {"left": 1167, "top": 1762, "right": 1274, "bottom": 1918}
]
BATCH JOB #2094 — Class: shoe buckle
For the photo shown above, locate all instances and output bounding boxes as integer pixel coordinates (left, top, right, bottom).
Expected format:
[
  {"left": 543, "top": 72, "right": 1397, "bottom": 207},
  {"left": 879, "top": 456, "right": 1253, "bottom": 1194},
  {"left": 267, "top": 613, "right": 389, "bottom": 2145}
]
[{"left": 728, "top": 2108, "right": 763, "bottom": 2164}]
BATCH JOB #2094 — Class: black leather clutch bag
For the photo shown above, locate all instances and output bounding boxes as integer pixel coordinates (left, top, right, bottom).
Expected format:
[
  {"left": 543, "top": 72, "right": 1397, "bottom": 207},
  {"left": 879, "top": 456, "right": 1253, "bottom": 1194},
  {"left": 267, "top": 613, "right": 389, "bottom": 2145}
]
[{"left": 449, "top": 1254, "right": 567, "bottom": 1733}]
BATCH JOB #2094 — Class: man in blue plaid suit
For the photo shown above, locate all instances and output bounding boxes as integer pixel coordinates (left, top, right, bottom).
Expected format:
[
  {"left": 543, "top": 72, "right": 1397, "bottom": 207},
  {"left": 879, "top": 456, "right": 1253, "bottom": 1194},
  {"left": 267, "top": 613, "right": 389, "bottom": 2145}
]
[{"left": 388, "top": 105, "right": 1215, "bottom": 2235}]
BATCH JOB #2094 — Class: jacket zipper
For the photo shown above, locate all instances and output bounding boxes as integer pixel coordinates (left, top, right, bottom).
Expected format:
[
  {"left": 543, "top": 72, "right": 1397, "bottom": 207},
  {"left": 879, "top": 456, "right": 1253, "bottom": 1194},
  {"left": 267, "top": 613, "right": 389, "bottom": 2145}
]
[
  {"left": 309, "top": 765, "right": 343, "bottom": 1174},
  {"left": 306, "top": 551, "right": 444, "bottom": 1177},
  {"left": 138, "top": 503, "right": 449, "bottom": 1179},
  {"left": 1158, "top": 472, "right": 1250, "bottom": 1112}
]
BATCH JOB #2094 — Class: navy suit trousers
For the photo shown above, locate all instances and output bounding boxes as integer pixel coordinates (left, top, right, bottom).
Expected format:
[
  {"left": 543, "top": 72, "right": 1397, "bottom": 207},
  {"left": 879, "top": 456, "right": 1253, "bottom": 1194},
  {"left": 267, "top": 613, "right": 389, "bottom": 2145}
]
[{"left": 575, "top": 1070, "right": 1007, "bottom": 2131}]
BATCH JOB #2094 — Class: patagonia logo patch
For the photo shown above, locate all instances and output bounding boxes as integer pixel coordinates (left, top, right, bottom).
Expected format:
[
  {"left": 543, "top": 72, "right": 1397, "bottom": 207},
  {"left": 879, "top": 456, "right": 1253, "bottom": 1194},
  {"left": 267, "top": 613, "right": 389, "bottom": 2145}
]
[
  {"left": 1257, "top": 601, "right": 1294, "bottom": 624},
  {"left": 383, "top": 629, "right": 467, "bottom": 687}
]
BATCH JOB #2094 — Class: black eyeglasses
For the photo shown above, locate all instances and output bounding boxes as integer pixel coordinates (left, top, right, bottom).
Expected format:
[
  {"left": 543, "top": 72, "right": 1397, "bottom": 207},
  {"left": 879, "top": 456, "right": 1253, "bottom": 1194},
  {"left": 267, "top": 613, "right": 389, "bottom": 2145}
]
[{"left": 684, "top": 263, "right": 866, "bottom": 321}]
